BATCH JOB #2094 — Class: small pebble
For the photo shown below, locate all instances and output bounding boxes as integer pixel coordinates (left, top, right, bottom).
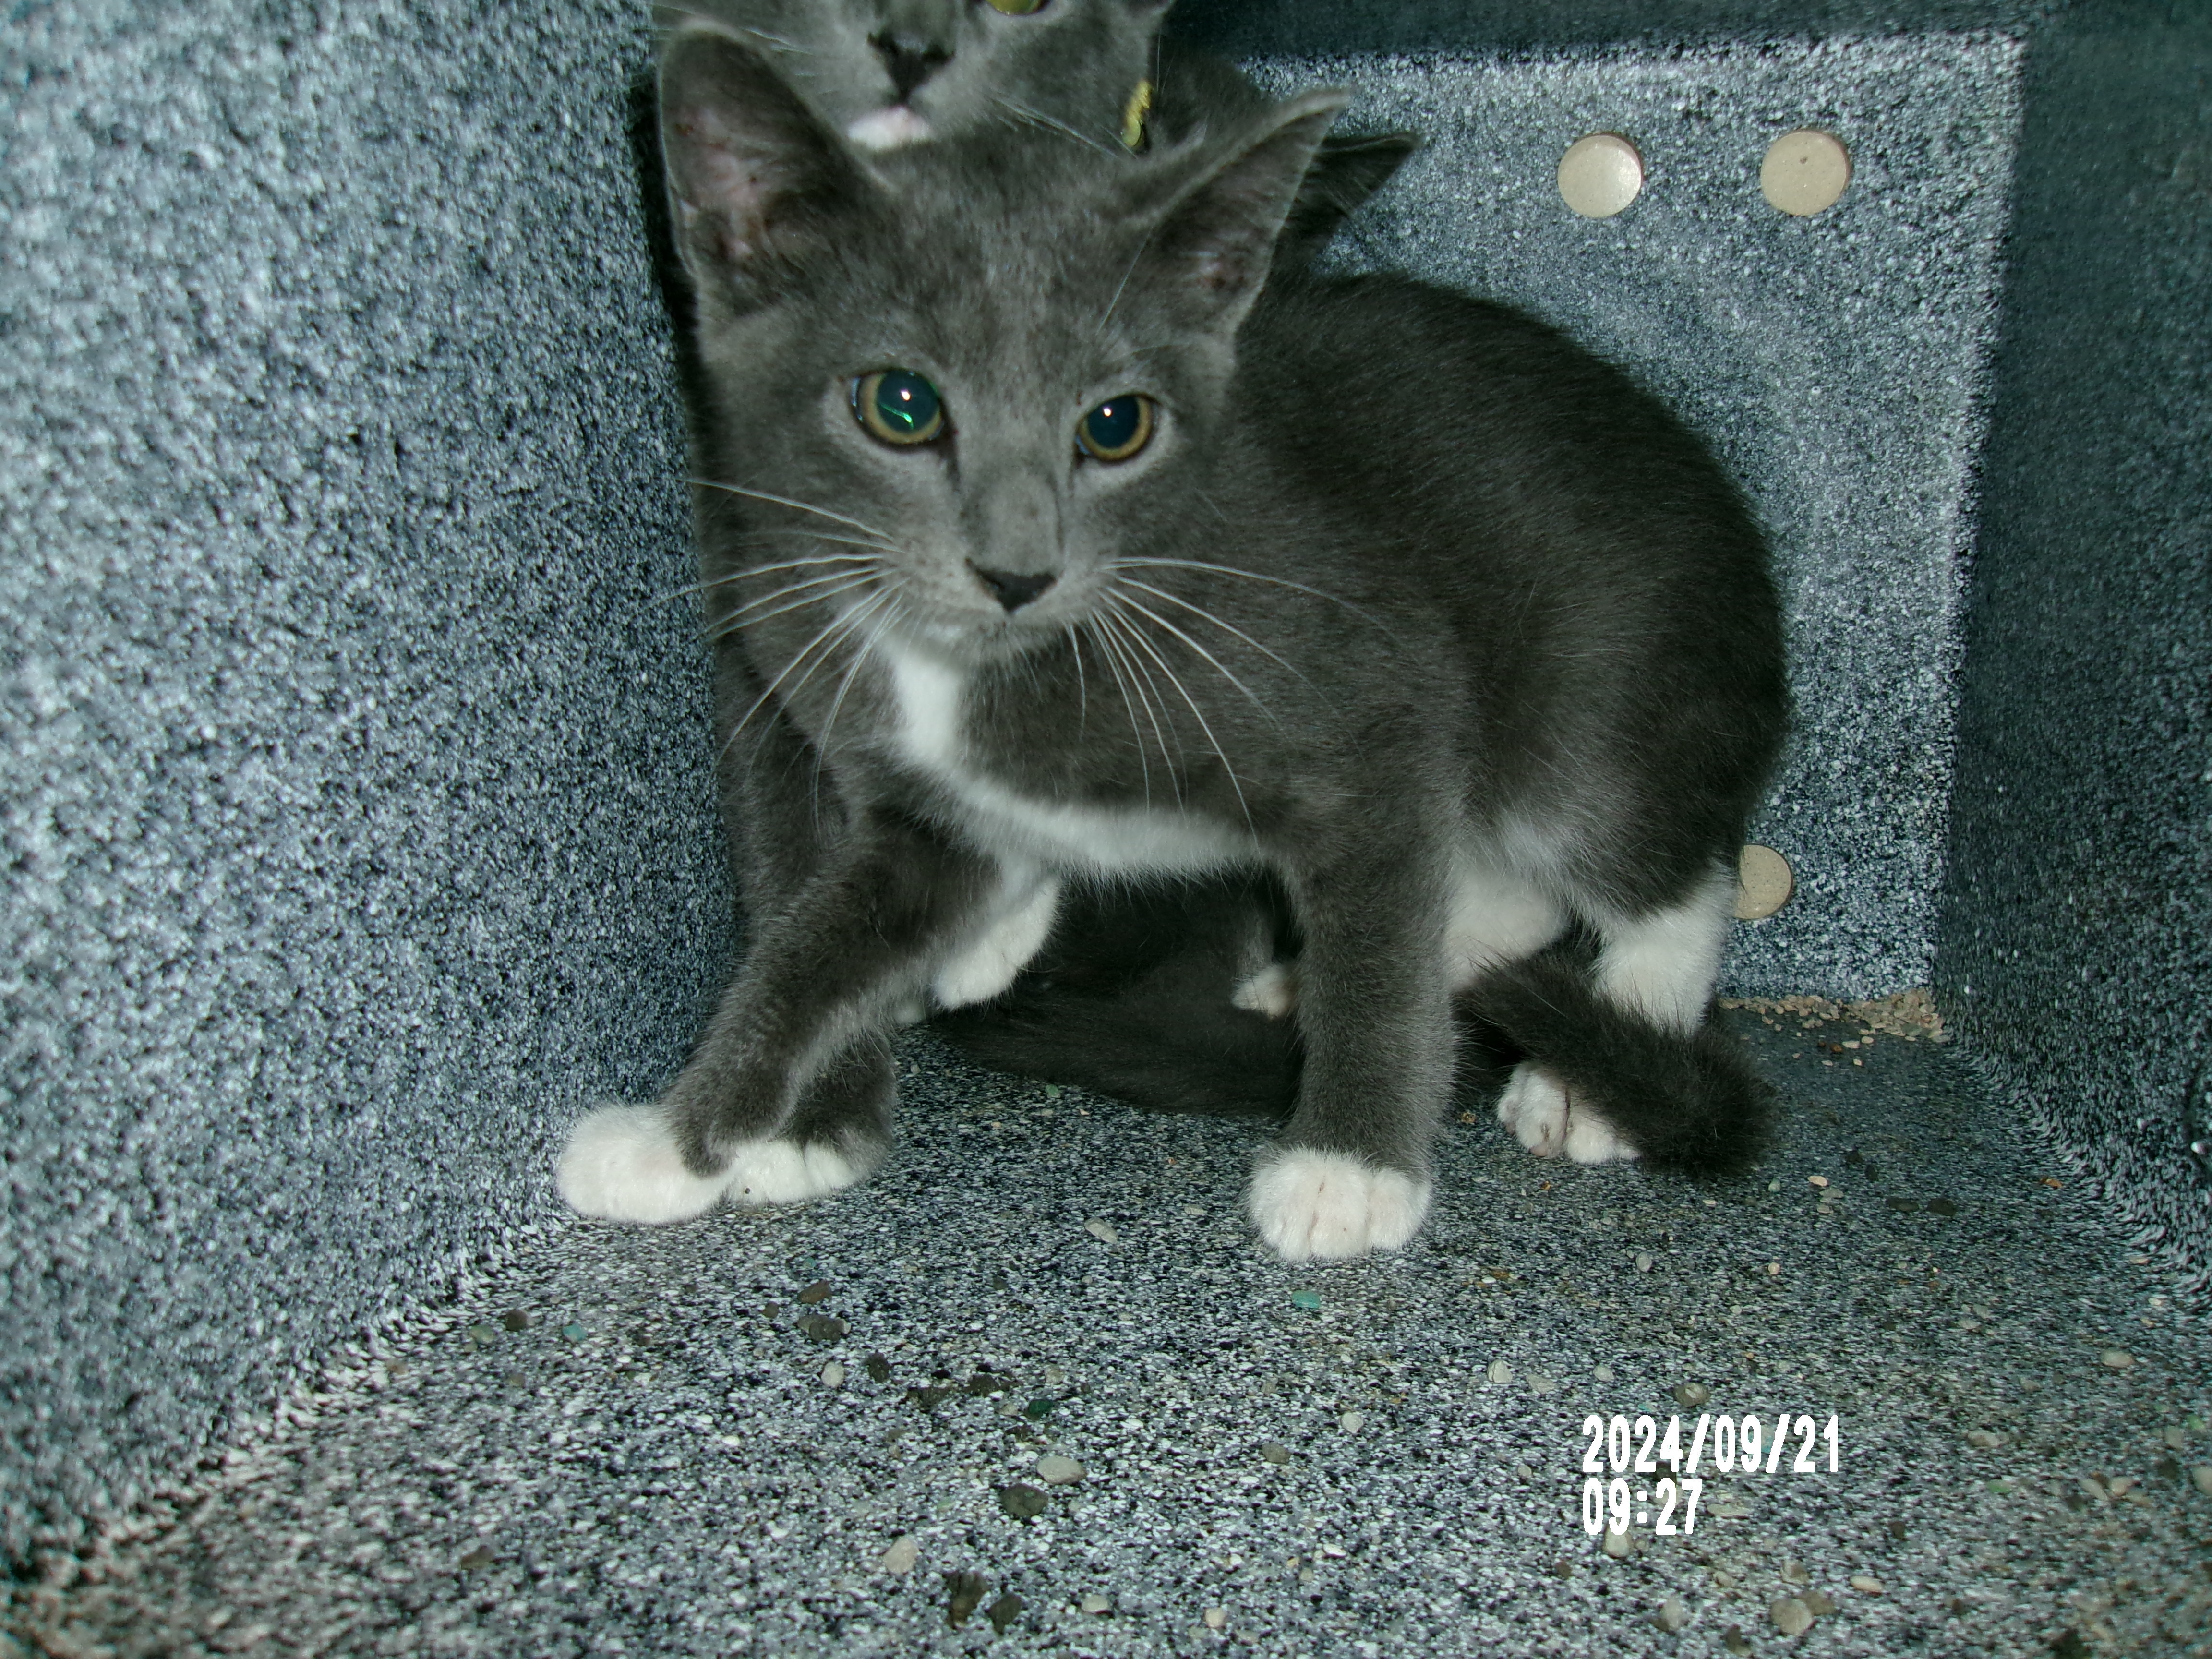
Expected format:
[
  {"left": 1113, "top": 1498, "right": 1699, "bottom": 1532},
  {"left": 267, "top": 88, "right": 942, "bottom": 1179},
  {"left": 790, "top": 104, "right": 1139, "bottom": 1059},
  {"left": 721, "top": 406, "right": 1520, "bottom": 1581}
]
[
  {"left": 1595, "top": 1365, "right": 1615, "bottom": 1382},
  {"left": 2164, "top": 1425, "right": 2189, "bottom": 1450},
  {"left": 865, "top": 1354, "right": 892, "bottom": 1383},
  {"left": 944, "top": 1570, "right": 987, "bottom": 1627},
  {"left": 1850, "top": 1575, "right": 1885, "bottom": 1595},
  {"left": 879, "top": 1535, "right": 918, "bottom": 1575},
  {"left": 1808, "top": 1176, "right": 1828, "bottom": 1188},
  {"left": 797, "top": 1281, "right": 832, "bottom": 1305},
  {"left": 1802, "top": 1590, "right": 1836, "bottom": 1617},
  {"left": 559, "top": 1323, "right": 586, "bottom": 1341},
  {"left": 1780, "top": 1560, "right": 1809, "bottom": 1586},
  {"left": 1291, "top": 1289, "right": 1322, "bottom": 1311},
  {"left": 1635, "top": 1253, "right": 1654, "bottom": 1272},
  {"left": 986, "top": 1594, "right": 1024, "bottom": 1635},
  {"left": 2192, "top": 1466, "right": 2212, "bottom": 1496},
  {"left": 1601, "top": 1526, "right": 1635, "bottom": 1559},
  {"left": 1767, "top": 1262, "right": 1781, "bottom": 1276},
  {"left": 2100, "top": 1349, "right": 2135, "bottom": 1369},
  {"left": 1487, "top": 1361, "right": 1515, "bottom": 1386},
  {"left": 1767, "top": 1179, "right": 1781, "bottom": 1191},
  {"left": 1927, "top": 1198, "right": 1958, "bottom": 1216},
  {"left": 796, "top": 1314, "right": 848, "bottom": 1344},
  {"left": 1527, "top": 1372, "right": 1557, "bottom": 1395},
  {"left": 499, "top": 1310, "right": 529, "bottom": 1331},
  {"left": 465, "top": 1324, "right": 499, "bottom": 1349},
  {"left": 1035, "top": 1455, "right": 1085, "bottom": 1485},
  {"left": 1079, "top": 1592, "right": 1111, "bottom": 1614},
  {"left": 1723, "top": 1625, "right": 1752, "bottom": 1655},
  {"left": 1655, "top": 1595, "right": 1690, "bottom": 1633},
  {"left": 1339, "top": 1410, "right": 1367, "bottom": 1433},
  {"left": 1183, "top": 1203, "right": 1205, "bottom": 1216},
  {"left": 1770, "top": 1597, "right": 1813, "bottom": 1636},
  {"left": 998, "top": 1484, "right": 1048, "bottom": 1522},
  {"left": 821, "top": 1362, "right": 846, "bottom": 1387},
  {"left": 1023, "top": 1397, "right": 1054, "bottom": 1421},
  {"left": 457, "top": 1545, "right": 494, "bottom": 1572},
  {"left": 1674, "top": 1382, "right": 1711, "bottom": 1409},
  {"left": 1084, "top": 1218, "right": 1119, "bottom": 1245},
  {"left": 1967, "top": 1429, "right": 2004, "bottom": 1449},
  {"left": 1260, "top": 1442, "right": 1293, "bottom": 1465},
  {"left": 1203, "top": 1607, "right": 1228, "bottom": 1630}
]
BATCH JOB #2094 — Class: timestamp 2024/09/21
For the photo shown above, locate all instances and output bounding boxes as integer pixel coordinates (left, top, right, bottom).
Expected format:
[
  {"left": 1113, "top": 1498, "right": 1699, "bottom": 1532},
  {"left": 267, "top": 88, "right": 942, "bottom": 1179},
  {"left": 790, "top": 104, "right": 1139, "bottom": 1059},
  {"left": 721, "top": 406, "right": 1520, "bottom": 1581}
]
[{"left": 1579, "top": 1411, "right": 1843, "bottom": 1538}]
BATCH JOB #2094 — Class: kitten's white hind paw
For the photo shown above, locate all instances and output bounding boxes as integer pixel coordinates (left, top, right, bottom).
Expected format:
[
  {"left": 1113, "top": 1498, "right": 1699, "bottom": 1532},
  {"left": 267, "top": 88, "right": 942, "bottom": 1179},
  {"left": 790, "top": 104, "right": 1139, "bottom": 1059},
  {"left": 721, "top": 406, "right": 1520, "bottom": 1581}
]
[
  {"left": 1248, "top": 1149, "right": 1431, "bottom": 1261},
  {"left": 1231, "top": 960, "right": 1299, "bottom": 1019},
  {"left": 1496, "top": 1064, "right": 1640, "bottom": 1165},
  {"left": 556, "top": 1105, "right": 726, "bottom": 1225},
  {"left": 721, "top": 1137, "right": 876, "bottom": 1206},
  {"left": 932, "top": 878, "right": 1062, "bottom": 1010}
]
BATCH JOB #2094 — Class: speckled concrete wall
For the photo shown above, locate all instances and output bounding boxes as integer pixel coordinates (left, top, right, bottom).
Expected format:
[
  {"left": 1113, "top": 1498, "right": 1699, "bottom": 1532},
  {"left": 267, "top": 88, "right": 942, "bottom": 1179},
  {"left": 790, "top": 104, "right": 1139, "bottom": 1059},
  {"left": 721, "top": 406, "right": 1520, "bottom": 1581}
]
[
  {"left": 1234, "top": 35, "right": 2022, "bottom": 997},
  {"left": 1937, "top": 0, "right": 2212, "bottom": 1295},
  {"left": 1, "top": 2, "right": 731, "bottom": 1560}
]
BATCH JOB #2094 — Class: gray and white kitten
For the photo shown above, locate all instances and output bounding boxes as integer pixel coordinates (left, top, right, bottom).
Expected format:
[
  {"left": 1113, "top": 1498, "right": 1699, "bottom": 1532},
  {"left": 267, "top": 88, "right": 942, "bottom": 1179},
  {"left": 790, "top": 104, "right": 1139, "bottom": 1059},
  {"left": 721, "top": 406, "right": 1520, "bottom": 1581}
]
[{"left": 556, "top": 35, "right": 1788, "bottom": 1260}]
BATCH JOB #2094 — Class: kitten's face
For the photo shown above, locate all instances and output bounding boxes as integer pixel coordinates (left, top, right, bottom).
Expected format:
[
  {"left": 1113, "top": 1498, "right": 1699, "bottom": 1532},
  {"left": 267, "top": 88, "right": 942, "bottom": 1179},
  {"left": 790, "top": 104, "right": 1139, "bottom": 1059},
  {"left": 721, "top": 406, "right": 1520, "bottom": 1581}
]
[
  {"left": 659, "top": 0, "right": 1168, "bottom": 154},
  {"left": 661, "top": 37, "right": 1343, "bottom": 674}
]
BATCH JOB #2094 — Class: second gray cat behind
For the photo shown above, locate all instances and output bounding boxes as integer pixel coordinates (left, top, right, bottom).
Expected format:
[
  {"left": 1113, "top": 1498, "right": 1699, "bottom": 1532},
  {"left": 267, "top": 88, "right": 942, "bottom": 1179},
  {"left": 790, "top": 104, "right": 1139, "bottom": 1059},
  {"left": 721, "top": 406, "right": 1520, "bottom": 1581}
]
[{"left": 655, "top": 0, "right": 1419, "bottom": 262}]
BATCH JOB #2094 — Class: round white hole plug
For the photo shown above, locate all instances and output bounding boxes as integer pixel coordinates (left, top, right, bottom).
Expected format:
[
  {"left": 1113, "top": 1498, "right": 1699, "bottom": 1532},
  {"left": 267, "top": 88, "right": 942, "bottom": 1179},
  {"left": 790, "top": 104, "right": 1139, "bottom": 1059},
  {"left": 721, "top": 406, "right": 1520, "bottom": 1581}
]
[
  {"left": 1557, "top": 133, "right": 1645, "bottom": 219},
  {"left": 1734, "top": 843, "right": 1795, "bottom": 920},
  {"left": 1761, "top": 129, "right": 1852, "bottom": 216}
]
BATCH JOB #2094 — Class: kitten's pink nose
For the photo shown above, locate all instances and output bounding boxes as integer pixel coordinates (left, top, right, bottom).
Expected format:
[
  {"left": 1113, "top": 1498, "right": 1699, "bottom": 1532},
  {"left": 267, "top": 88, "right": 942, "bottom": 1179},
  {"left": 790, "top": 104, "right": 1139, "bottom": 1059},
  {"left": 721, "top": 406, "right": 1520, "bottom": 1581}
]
[
  {"left": 971, "top": 566, "right": 1056, "bottom": 613},
  {"left": 871, "top": 32, "right": 949, "bottom": 101}
]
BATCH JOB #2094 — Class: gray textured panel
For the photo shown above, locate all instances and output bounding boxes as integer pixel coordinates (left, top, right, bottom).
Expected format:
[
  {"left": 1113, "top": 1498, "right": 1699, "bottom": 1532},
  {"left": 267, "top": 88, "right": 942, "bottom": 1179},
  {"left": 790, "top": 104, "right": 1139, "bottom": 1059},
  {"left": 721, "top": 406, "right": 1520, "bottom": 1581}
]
[
  {"left": 1938, "top": 1, "right": 2212, "bottom": 1295},
  {"left": 0, "top": 3, "right": 729, "bottom": 1559},
  {"left": 1246, "top": 39, "right": 2022, "bottom": 997}
]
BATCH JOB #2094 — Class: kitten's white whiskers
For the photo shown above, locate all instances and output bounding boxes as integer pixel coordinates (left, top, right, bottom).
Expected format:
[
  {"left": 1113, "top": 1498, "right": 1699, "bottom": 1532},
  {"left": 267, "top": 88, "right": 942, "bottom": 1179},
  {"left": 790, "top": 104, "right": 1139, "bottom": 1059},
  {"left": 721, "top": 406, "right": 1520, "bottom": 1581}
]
[
  {"left": 1061, "top": 623, "right": 1088, "bottom": 732},
  {"left": 660, "top": 552, "right": 875, "bottom": 606},
  {"left": 687, "top": 479, "right": 900, "bottom": 546},
  {"left": 706, "top": 572, "right": 877, "bottom": 638},
  {"left": 721, "top": 601, "right": 879, "bottom": 760},
  {"left": 1088, "top": 615, "right": 1162, "bottom": 808},
  {"left": 1107, "top": 596, "right": 1253, "bottom": 830},
  {"left": 1115, "top": 581, "right": 1304, "bottom": 700},
  {"left": 1116, "top": 556, "right": 1396, "bottom": 638},
  {"left": 1095, "top": 609, "right": 1184, "bottom": 804}
]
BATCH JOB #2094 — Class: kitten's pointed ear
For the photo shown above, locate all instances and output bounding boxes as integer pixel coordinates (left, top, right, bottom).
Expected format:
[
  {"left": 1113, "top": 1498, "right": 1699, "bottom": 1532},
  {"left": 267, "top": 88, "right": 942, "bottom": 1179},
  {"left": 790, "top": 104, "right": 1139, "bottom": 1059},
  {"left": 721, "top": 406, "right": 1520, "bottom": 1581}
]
[
  {"left": 658, "top": 29, "right": 871, "bottom": 313},
  {"left": 1137, "top": 89, "right": 1349, "bottom": 332}
]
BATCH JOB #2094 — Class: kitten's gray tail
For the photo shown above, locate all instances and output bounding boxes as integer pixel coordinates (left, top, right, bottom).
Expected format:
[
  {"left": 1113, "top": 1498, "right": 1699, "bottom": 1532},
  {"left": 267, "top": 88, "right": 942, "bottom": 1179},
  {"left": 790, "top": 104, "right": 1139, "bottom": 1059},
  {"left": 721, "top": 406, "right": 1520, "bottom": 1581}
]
[{"left": 1458, "top": 950, "right": 1771, "bottom": 1177}]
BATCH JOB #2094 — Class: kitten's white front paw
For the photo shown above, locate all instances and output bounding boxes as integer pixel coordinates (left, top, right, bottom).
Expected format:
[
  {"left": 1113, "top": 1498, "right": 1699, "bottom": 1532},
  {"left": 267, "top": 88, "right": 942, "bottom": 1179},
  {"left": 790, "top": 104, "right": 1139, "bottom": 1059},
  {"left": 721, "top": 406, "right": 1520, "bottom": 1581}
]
[
  {"left": 1247, "top": 1148, "right": 1431, "bottom": 1261},
  {"left": 1231, "top": 960, "right": 1299, "bottom": 1019},
  {"left": 721, "top": 1137, "right": 877, "bottom": 1206},
  {"left": 556, "top": 1104, "right": 726, "bottom": 1225},
  {"left": 1562, "top": 1108, "right": 1639, "bottom": 1166}
]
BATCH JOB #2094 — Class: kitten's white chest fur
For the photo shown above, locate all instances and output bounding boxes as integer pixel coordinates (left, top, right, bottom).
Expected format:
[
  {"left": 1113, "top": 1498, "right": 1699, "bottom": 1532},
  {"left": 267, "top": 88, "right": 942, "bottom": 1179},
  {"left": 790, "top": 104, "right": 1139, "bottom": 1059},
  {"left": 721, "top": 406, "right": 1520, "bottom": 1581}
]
[{"left": 882, "top": 643, "right": 1251, "bottom": 876}]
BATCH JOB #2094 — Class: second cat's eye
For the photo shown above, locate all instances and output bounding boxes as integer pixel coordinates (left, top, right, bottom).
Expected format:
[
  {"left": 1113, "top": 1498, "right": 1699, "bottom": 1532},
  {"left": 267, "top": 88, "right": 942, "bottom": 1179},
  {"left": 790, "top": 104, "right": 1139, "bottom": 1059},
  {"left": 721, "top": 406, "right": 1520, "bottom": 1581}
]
[
  {"left": 853, "top": 370, "right": 946, "bottom": 446},
  {"left": 984, "top": 0, "right": 1048, "bottom": 13},
  {"left": 1075, "top": 394, "right": 1155, "bottom": 463}
]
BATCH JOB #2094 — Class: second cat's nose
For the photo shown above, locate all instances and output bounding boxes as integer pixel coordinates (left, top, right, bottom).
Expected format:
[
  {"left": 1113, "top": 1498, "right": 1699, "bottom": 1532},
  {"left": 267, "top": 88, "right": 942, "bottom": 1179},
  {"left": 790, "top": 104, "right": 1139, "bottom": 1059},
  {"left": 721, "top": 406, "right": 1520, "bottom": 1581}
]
[
  {"left": 871, "top": 32, "right": 950, "bottom": 101},
  {"left": 971, "top": 566, "right": 1056, "bottom": 613}
]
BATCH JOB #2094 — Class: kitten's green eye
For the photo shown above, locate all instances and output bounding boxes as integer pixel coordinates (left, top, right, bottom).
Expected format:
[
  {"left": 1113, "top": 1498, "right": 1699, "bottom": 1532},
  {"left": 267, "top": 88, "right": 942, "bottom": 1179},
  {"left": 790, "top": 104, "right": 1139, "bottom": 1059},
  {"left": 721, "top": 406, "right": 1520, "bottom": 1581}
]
[
  {"left": 853, "top": 370, "right": 946, "bottom": 446},
  {"left": 984, "top": 0, "right": 1047, "bottom": 13},
  {"left": 1075, "top": 394, "right": 1154, "bottom": 463}
]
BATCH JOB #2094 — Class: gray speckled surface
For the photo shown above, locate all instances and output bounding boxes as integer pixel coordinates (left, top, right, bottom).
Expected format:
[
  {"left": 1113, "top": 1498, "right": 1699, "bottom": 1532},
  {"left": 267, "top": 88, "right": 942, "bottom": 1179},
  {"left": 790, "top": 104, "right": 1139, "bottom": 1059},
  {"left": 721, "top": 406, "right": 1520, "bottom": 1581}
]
[
  {"left": 1243, "top": 37, "right": 2021, "bottom": 999},
  {"left": 0, "top": 0, "right": 730, "bottom": 1563},
  {"left": 15, "top": 1021, "right": 2211, "bottom": 1657},
  {"left": 1936, "top": 2, "right": 2212, "bottom": 1300}
]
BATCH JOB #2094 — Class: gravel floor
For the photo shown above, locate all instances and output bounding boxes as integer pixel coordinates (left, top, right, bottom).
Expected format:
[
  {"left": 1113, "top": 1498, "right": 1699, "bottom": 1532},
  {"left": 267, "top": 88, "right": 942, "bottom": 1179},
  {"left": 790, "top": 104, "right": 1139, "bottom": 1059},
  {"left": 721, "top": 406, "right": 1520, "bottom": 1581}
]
[{"left": 11, "top": 1011, "right": 2209, "bottom": 1658}]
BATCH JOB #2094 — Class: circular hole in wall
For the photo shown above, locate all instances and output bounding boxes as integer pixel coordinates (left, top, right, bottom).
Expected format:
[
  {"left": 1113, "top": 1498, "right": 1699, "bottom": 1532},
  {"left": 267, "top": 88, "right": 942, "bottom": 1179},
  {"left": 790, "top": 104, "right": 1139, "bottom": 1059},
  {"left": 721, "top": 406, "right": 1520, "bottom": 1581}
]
[
  {"left": 1734, "top": 843, "right": 1795, "bottom": 920},
  {"left": 1557, "top": 132, "right": 1645, "bottom": 218},
  {"left": 1761, "top": 129, "right": 1852, "bottom": 216}
]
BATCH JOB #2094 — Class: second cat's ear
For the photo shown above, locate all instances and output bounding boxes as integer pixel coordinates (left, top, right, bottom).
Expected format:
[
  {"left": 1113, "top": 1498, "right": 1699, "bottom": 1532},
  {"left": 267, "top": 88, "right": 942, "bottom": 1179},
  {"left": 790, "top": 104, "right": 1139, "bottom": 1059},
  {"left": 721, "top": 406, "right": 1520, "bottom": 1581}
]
[
  {"left": 1134, "top": 89, "right": 1349, "bottom": 334},
  {"left": 1274, "top": 131, "right": 1421, "bottom": 269},
  {"left": 658, "top": 28, "right": 871, "bottom": 313}
]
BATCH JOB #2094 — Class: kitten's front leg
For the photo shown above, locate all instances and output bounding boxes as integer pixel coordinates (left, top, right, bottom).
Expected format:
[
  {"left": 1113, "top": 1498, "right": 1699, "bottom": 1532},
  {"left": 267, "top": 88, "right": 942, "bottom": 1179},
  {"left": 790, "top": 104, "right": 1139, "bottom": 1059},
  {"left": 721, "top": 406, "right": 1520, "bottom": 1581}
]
[
  {"left": 557, "top": 812, "right": 994, "bottom": 1224},
  {"left": 1249, "top": 843, "right": 1454, "bottom": 1260}
]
